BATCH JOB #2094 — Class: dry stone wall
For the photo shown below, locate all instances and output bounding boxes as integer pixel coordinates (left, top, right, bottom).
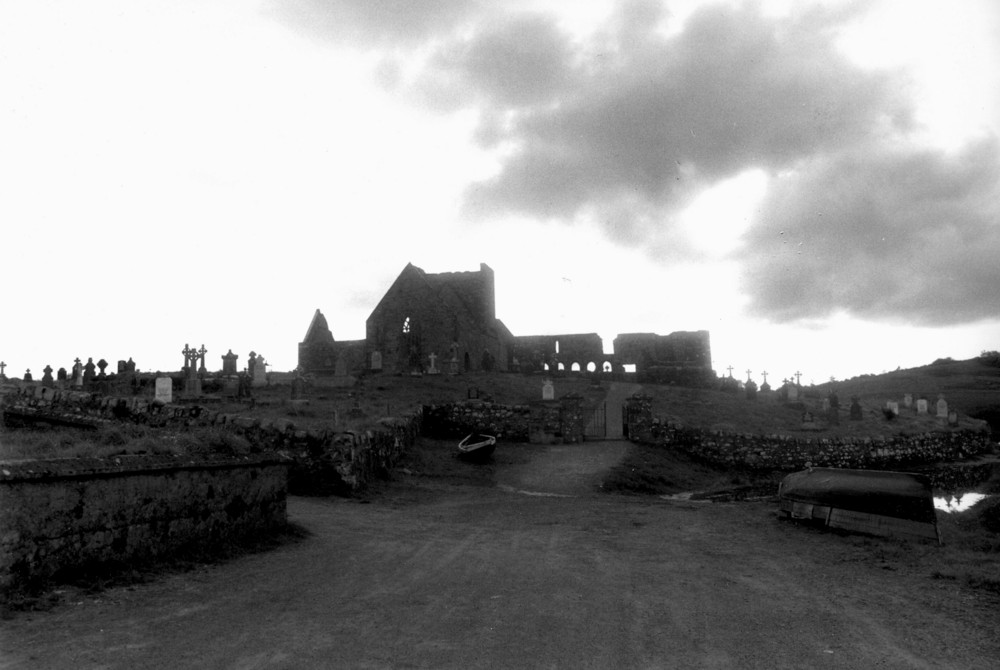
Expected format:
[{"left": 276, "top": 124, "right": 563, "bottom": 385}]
[
  {"left": 1, "top": 385, "right": 422, "bottom": 496},
  {"left": 624, "top": 394, "right": 993, "bottom": 471},
  {"left": 422, "top": 396, "right": 590, "bottom": 443},
  {"left": 0, "top": 455, "right": 287, "bottom": 597}
]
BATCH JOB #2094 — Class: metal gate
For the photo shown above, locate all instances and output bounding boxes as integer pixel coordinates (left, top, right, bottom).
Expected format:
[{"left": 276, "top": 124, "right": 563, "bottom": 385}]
[{"left": 583, "top": 402, "right": 607, "bottom": 439}]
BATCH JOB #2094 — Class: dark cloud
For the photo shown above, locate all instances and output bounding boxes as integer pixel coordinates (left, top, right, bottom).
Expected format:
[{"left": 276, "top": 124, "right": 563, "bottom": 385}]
[
  {"left": 740, "top": 138, "right": 1000, "bottom": 325},
  {"left": 437, "top": 3, "right": 910, "bottom": 236}
]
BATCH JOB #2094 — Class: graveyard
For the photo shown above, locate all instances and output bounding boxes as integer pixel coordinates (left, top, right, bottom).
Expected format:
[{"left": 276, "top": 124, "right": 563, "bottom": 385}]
[{"left": 1, "top": 349, "right": 999, "bottom": 667}]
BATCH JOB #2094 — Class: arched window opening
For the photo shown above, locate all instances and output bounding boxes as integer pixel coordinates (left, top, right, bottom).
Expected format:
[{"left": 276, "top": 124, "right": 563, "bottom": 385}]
[
  {"left": 602, "top": 361, "right": 613, "bottom": 373},
  {"left": 543, "top": 363, "right": 550, "bottom": 371},
  {"left": 402, "top": 317, "right": 411, "bottom": 333},
  {"left": 571, "top": 362, "right": 581, "bottom": 372},
  {"left": 557, "top": 362, "right": 565, "bottom": 371},
  {"left": 587, "top": 362, "right": 597, "bottom": 372}
]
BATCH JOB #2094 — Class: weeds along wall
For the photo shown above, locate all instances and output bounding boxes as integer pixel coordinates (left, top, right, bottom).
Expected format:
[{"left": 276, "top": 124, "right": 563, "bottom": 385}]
[
  {"left": 1, "top": 385, "right": 423, "bottom": 495},
  {"left": 0, "top": 454, "right": 287, "bottom": 597},
  {"left": 624, "top": 394, "right": 994, "bottom": 470}
]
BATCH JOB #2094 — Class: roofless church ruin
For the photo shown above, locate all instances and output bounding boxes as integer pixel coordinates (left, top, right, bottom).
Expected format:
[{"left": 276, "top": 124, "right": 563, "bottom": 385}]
[{"left": 299, "top": 263, "right": 714, "bottom": 385}]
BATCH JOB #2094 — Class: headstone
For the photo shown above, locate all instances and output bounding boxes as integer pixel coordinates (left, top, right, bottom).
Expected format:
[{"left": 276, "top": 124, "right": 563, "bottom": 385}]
[
  {"left": 117, "top": 360, "right": 127, "bottom": 374},
  {"left": 745, "top": 379, "right": 757, "bottom": 401},
  {"left": 42, "top": 365, "right": 54, "bottom": 387},
  {"left": 83, "top": 358, "right": 96, "bottom": 384},
  {"left": 126, "top": 358, "right": 136, "bottom": 374},
  {"left": 903, "top": 393, "right": 913, "bottom": 408},
  {"left": 827, "top": 391, "right": 840, "bottom": 425},
  {"left": 197, "top": 344, "right": 207, "bottom": 374},
  {"left": 253, "top": 355, "right": 268, "bottom": 387},
  {"left": 936, "top": 395, "right": 948, "bottom": 418},
  {"left": 448, "top": 357, "right": 459, "bottom": 375},
  {"left": 786, "top": 385, "right": 799, "bottom": 402},
  {"left": 428, "top": 352, "right": 439, "bottom": 375},
  {"left": 155, "top": 377, "right": 172, "bottom": 403},
  {"left": 0, "top": 360, "right": 6, "bottom": 380},
  {"left": 916, "top": 398, "right": 928, "bottom": 414},
  {"left": 57, "top": 367, "right": 67, "bottom": 382},
  {"left": 370, "top": 351, "right": 382, "bottom": 371},
  {"left": 97, "top": 359, "right": 108, "bottom": 378},
  {"left": 23, "top": 369, "right": 32, "bottom": 382},
  {"left": 542, "top": 379, "right": 555, "bottom": 400},
  {"left": 886, "top": 401, "right": 899, "bottom": 416},
  {"left": 849, "top": 396, "right": 863, "bottom": 421},
  {"left": 801, "top": 411, "right": 817, "bottom": 429},
  {"left": 822, "top": 397, "right": 831, "bottom": 412},
  {"left": 222, "top": 349, "right": 239, "bottom": 375},
  {"left": 948, "top": 410, "right": 959, "bottom": 426}
]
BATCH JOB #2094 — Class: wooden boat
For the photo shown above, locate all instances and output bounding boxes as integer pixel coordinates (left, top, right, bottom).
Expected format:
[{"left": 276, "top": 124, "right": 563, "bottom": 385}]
[
  {"left": 457, "top": 433, "right": 496, "bottom": 461},
  {"left": 778, "top": 467, "right": 939, "bottom": 543}
]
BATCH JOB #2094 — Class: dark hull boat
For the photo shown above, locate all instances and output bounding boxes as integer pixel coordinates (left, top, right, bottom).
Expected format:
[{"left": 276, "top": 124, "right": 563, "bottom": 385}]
[
  {"left": 457, "top": 433, "right": 496, "bottom": 462},
  {"left": 778, "top": 467, "right": 939, "bottom": 543}
]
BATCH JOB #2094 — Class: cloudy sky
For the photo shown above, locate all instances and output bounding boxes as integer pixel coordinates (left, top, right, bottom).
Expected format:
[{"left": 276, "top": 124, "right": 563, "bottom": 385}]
[{"left": 2, "top": 0, "right": 999, "bottom": 385}]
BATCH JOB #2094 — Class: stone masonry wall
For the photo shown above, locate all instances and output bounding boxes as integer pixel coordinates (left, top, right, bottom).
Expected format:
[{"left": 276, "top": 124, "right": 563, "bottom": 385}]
[
  {"left": 0, "top": 455, "right": 287, "bottom": 596},
  {"left": 1, "top": 385, "right": 421, "bottom": 496},
  {"left": 624, "top": 394, "right": 993, "bottom": 471},
  {"left": 422, "top": 396, "right": 590, "bottom": 443}
]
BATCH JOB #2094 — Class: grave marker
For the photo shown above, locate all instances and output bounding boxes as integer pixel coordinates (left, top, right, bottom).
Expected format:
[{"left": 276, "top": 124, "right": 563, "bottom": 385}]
[
  {"left": 155, "top": 377, "right": 172, "bottom": 403},
  {"left": 849, "top": 396, "right": 863, "bottom": 420},
  {"left": 936, "top": 395, "right": 948, "bottom": 418},
  {"left": 886, "top": 401, "right": 899, "bottom": 416},
  {"left": 23, "top": 369, "right": 32, "bottom": 382},
  {"left": 0, "top": 361, "right": 6, "bottom": 379},
  {"left": 903, "top": 393, "right": 913, "bottom": 408},
  {"left": 917, "top": 398, "right": 928, "bottom": 414},
  {"left": 42, "top": 365, "right": 54, "bottom": 387},
  {"left": 222, "top": 349, "right": 239, "bottom": 375},
  {"left": 542, "top": 379, "right": 555, "bottom": 400},
  {"left": 428, "top": 352, "right": 439, "bottom": 375}
]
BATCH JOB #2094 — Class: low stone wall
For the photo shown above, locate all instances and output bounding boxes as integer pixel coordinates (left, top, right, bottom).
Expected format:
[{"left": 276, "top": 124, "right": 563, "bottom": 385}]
[
  {"left": 422, "top": 396, "right": 592, "bottom": 443},
  {"left": 624, "top": 394, "right": 994, "bottom": 471},
  {"left": 1, "top": 385, "right": 422, "bottom": 496},
  {"left": 0, "top": 455, "right": 287, "bottom": 597}
]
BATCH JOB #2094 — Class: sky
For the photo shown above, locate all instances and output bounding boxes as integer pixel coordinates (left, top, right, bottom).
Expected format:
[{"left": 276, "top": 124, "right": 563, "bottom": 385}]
[{"left": 2, "top": 0, "right": 999, "bottom": 385}]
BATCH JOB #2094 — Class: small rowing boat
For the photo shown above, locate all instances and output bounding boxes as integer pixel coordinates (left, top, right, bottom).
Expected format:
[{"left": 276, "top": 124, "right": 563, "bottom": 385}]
[{"left": 457, "top": 433, "right": 496, "bottom": 461}]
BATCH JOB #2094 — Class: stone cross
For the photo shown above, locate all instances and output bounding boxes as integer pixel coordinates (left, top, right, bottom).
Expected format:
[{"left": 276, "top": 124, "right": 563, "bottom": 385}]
[
  {"left": 0, "top": 361, "right": 5, "bottom": 377},
  {"left": 794, "top": 371, "right": 802, "bottom": 385},
  {"left": 726, "top": 365, "right": 734, "bottom": 377},
  {"left": 24, "top": 368, "right": 32, "bottom": 382},
  {"left": 745, "top": 369, "right": 752, "bottom": 382},
  {"left": 428, "top": 352, "right": 438, "bottom": 373},
  {"left": 182, "top": 343, "right": 194, "bottom": 371},
  {"left": 760, "top": 370, "right": 768, "bottom": 385},
  {"left": 198, "top": 344, "right": 207, "bottom": 374},
  {"left": 72, "top": 358, "right": 81, "bottom": 380}
]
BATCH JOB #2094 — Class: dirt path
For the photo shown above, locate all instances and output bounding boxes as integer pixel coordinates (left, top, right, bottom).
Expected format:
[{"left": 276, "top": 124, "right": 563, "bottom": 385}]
[{"left": 3, "top": 440, "right": 998, "bottom": 669}]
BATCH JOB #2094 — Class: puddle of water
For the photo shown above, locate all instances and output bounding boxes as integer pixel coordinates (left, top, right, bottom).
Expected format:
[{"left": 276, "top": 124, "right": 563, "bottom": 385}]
[
  {"left": 934, "top": 492, "right": 990, "bottom": 513},
  {"left": 497, "top": 484, "right": 574, "bottom": 498}
]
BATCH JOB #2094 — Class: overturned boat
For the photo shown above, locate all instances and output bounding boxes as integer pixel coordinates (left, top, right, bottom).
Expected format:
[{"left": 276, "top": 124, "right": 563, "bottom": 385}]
[
  {"left": 457, "top": 433, "right": 496, "bottom": 462},
  {"left": 778, "top": 467, "right": 939, "bottom": 543}
]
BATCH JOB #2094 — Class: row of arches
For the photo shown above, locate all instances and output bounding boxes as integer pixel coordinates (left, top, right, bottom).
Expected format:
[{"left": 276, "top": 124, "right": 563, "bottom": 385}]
[{"left": 543, "top": 361, "right": 616, "bottom": 373}]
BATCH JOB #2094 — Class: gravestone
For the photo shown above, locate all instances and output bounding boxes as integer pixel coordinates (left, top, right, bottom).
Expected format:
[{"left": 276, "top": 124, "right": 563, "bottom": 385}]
[
  {"left": 97, "top": 359, "right": 108, "bottom": 378},
  {"left": 0, "top": 361, "right": 6, "bottom": 380},
  {"left": 428, "top": 352, "right": 439, "bottom": 375},
  {"left": 801, "top": 412, "right": 817, "bottom": 429},
  {"left": 155, "top": 377, "right": 172, "bottom": 403},
  {"left": 290, "top": 372, "right": 304, "bottom": 400},
  {"left": 253, "top": 354, "right": 268, "bottom": 387},
  {"left": 222, "top": 349, "right": 239, "bottom": 375},
  {"left": 370, "top": 351, "right": 382, "bottom": 371},
  {"left": 542, "top": 379, "right": 555, "bottom": 400},
  {"left": 83, "top": 358, "right": 96, "bottom": 385},
  {"left": 786, "top": 384, "right": 799, "bottom": 402},
  {"left": 745, "top": 379, "right": 757, "bottom": 401},
  {"left": 42, "top": 365, "right": 54, "bottom": 388},
  {"left": 822, "top": 397, "right": 830, "bottom": 412},
  {"left": 117, "top": 360, "right": 127, "bottom": 374},
  {"left": 849, "top": 396, "right": 863, "bottom": 421},
  {"left": 23, "top": 369, "right": 32, "bottom": 382},
  {"left": 903, "top": 393, "right": 913, "bottom": 408},
  {"left": 886, "top": 401, "right": 899, "bottom": 416},
  {"left": 126, "top": 358, "right": 136, "bottom": 374},
  {"left": 57, "top": 367, "right": 67, "bottom": 382},
  {"left": 948, "top": 410, "right": 958, "bottom": 426},
  {"left": 917, "top": 398, "right": 928, "bottom": 414},
  {"left": 827, "top": 391, "right": 840, "bottom": 425},
  {"left": 936, "top": 395, "right": 948, "bottom": 418}
]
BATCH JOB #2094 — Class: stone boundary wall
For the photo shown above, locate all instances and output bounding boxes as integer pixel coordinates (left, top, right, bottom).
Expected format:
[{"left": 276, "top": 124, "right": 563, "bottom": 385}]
[
  {"left": 624, "top": 394, "right": 994, "bottom": 471},
  {"left": 422, "top": 396, "right": 591, "bottom": 444},
  {"left": 1, "top": 385, "right": 422, "bottom": 496},
  {"left": 0, "top": 454, "right": 287, "bottom": 597}
]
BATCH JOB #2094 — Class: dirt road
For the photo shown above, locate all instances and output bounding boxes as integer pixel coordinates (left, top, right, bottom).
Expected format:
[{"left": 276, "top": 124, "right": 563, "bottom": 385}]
[{"left": 2, "top": 439, "right": 998, "bottom": 669}]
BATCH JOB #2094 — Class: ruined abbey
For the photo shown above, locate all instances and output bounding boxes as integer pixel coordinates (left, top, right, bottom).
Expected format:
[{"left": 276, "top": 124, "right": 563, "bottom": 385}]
[{"left": 299, "top": 263, "right": 714, "bottom": 385}]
